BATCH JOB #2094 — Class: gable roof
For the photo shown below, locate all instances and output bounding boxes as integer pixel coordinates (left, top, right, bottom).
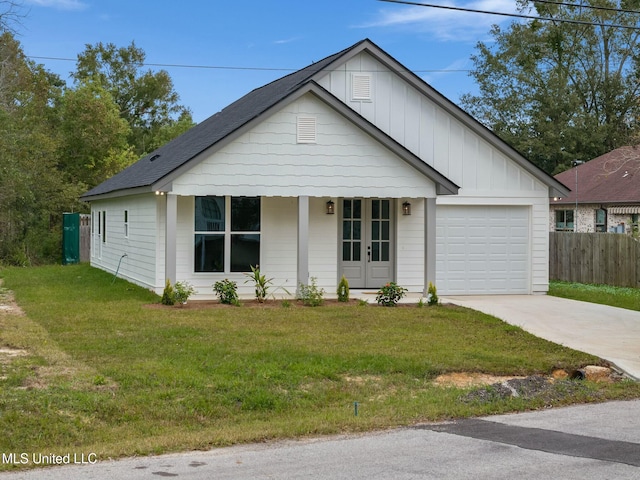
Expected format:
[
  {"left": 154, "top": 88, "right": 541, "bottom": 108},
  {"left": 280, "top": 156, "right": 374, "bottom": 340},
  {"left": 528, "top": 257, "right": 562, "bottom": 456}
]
[
  {"left": 552, "top": 146, "right": 640, "bottom": 206},
  {"left": 82, "top": 39, "right": 566, "bottom": 200}
]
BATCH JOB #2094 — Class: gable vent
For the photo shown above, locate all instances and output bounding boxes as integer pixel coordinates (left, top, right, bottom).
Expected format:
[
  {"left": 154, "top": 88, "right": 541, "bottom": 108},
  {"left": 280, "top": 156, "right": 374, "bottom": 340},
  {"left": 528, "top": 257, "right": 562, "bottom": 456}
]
[
  {"left": 297, "top": 116, "right": 317, "bottom": 144},
  {"left": 352, "top": 74, "right": 372, "bottom": 101}
]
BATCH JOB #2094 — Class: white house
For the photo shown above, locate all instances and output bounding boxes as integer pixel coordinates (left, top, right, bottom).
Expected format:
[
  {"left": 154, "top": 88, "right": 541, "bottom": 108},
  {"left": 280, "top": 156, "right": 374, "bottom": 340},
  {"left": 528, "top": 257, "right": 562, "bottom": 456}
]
[{"left": 82, "top": 39, "right": 569, "bottom": 298}]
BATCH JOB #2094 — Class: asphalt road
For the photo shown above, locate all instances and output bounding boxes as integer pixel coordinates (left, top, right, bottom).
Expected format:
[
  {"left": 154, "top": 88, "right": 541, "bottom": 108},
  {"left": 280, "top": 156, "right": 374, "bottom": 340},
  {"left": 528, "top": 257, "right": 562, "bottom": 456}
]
[{"left": 1, "top": 400, "right": 639, "bottom": 479}]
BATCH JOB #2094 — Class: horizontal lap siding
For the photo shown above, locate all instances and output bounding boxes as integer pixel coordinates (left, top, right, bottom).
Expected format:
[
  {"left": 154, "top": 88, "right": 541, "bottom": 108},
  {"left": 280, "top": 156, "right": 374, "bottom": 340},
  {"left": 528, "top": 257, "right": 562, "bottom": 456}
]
[
  {"left": 91, "top": 194, "right": 158, "bottom": 290},
  {"left": 396, "top": 198, "right": 425, "bottom": 291},
  {"left": 173, "top": 196, "right": 299, "bottom": 299},
  {"left": 261, "top": 197, "right": 298, "bottom": 294},
  {"left": 309, "top": 197, "right": 339, "bottom": 291}
]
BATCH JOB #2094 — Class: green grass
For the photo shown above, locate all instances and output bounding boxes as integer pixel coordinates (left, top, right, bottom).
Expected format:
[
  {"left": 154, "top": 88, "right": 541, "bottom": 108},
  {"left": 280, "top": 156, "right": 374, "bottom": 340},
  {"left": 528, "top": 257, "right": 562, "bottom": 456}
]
[
  {"left": 1, "top": 265, "right": 639, "bottom": 470},
  {"left": 550, "top": 280, "right": 640, "bottom": 311}
]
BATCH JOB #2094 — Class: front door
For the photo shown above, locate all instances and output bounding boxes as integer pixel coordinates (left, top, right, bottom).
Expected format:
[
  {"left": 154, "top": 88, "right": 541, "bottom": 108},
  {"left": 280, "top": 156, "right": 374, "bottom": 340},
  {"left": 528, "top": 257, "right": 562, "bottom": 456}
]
[{"left": 341, "top": 198, "right": 394, "bottom": 288}]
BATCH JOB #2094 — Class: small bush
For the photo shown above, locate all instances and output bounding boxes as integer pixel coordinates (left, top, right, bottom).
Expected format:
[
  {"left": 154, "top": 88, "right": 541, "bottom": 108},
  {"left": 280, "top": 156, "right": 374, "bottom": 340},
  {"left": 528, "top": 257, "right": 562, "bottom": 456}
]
[
  {"left": 213, "top": 279, "right": 240, "bottom": 305},
  {"left": 427, "top": 281, "right": 439, "bottom": 306},
  {"left": 161, "top": 279, "right": 175, "bottom": 306},
  {"left": 174, "top": 281, "right": 196, "bottom": 305},
  {"left": 376, "top": 282, "right": 407, "bottom": 307},
  {"left": 337, "top": 275, "right": 350, "bottom": 302},
  {"left": 297, "top": 277, "right": 324, "bottom": 307}
]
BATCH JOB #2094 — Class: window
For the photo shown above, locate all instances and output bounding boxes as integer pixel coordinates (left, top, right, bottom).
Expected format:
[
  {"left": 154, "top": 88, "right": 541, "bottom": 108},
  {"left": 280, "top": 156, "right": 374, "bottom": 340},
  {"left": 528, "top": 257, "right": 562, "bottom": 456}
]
[
  {"left": 632, "top": 214, "right": 639, "bottom": 236},
  {"left": 102, "top": 211, "right": 106, "bottom": 243},
  {"left": 555, "top": 210, "right": 574, "bottom": 232},
  {"left": 342, "top": 199, "right": 362, "bottom": 262},
  {"left": 124, "top": 210, "right": 129, "bottom": 238},
  {"left": 595, "top": 209, "right": 606, "bottom": 232},
  {"left": 194, "top": 196, "right": 260, "bottom": 273}
]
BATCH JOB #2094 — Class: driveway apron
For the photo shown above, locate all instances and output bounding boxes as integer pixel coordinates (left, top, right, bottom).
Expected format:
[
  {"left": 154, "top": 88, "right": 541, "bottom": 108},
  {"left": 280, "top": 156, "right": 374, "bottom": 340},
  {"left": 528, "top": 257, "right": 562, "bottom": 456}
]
[{"left": 442, "top": 295, "right": 640, "bottom": 380}]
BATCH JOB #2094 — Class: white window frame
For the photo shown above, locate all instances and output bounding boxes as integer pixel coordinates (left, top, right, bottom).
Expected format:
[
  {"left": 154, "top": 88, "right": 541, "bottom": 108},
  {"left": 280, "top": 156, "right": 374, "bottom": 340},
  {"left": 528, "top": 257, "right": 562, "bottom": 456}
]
[
  {"left": 124, "top": 210, "right": 129, "bottom": 238},
  {"left": 194, "top": 196, "right": 261, "bottom": 274}
]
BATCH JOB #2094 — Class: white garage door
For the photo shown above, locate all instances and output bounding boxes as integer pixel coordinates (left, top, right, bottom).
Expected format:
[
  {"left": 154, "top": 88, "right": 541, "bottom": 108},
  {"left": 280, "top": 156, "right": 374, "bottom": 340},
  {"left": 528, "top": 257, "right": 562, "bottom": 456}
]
[{"left": 436, "top": 206, "right": 530, "bottom": 295}]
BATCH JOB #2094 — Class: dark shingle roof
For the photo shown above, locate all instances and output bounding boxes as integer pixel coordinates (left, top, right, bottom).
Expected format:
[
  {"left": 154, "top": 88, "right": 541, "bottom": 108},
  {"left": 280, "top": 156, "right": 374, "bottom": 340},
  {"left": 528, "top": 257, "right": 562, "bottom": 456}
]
[
  {"left": 82, "top": 41, "right": 362, "bottom": 199},
  {"left": 552, "top": 146, "right": 640, "bottom": 205}
]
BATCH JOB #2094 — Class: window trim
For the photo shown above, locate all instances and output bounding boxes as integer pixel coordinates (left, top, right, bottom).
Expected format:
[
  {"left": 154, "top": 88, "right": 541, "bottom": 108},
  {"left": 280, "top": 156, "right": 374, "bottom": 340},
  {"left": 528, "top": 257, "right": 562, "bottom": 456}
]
[
  {"left": 595, "top": 208, "right": 607, "bottom": 233},
  {"left": 555, "top": 209, "right": 575, "bottom": 232},
  {"left": 194, "top": 196, "right": 261, "bottom": 274}
]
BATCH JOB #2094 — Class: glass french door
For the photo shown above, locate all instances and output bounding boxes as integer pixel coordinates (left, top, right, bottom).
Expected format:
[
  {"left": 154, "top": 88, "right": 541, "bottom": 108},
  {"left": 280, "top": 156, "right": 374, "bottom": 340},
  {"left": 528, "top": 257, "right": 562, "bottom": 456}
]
[{"left": 341, "top": 198, "right": 393, "bottom": 288}]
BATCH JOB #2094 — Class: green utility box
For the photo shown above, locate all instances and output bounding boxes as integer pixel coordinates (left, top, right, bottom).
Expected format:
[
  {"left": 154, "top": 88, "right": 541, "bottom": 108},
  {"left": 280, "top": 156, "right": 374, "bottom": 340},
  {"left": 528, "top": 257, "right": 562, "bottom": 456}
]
[{"left": 62, "top": 212, "right": 80, "bottom": 265}]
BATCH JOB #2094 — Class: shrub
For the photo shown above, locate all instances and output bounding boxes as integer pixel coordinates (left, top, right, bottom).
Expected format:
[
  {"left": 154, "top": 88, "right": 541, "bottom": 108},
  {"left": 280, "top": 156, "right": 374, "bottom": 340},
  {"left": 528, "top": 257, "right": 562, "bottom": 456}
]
[
  {"left": 297, "top": 277, "right": 324, "bottom": 307},
  {"left": 337, "top": 275, "right": 350, "bottom": 302},
  {"left": 174, "top": 281, "right": 196, "bottom": 305},
  {"left": 427, "top": 281, "right": 439, "bottom": 306},
  {"left": 376, "top": 282, "right": 407, "bottom": 307},
  {"left": 213, "top": 279, "right": 240, "bottom": 305},
  {"left": 161, "top": 279, "right": 175, "bottom": 306}
]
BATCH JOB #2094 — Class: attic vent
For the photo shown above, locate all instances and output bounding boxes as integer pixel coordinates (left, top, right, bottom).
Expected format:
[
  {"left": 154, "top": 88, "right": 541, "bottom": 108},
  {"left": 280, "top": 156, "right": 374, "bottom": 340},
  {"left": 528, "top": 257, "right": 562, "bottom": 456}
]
[
  {"left": 150, "top": 154, "right": 161, "bottom": 162},
  {"left": 352, "top": 74, "right": 372, "bottom": 101},
  {"left": 297, "top": 116, "right": 317, "bottom": 144}
]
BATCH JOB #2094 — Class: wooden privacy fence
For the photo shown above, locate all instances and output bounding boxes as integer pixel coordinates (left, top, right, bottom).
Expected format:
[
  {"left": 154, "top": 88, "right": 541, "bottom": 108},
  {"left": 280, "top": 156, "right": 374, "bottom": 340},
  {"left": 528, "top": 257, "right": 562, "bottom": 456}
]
[{"left": 549, "top": 232, "right": 640, "bottom": 288}]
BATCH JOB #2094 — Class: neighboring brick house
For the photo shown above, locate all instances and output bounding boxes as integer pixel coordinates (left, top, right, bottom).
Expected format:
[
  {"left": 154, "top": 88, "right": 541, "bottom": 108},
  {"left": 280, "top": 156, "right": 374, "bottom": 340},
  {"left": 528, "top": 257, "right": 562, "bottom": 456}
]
[{"left": 550, "top": 146, "right": 640, "bottom": 235}]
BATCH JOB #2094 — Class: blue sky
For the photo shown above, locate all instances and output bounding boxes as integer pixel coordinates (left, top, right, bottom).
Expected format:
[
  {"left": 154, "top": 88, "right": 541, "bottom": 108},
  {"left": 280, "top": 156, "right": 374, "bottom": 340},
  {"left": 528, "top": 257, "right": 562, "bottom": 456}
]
[{"left": 17, "top": 0, "right": 519, "bottom": 123}]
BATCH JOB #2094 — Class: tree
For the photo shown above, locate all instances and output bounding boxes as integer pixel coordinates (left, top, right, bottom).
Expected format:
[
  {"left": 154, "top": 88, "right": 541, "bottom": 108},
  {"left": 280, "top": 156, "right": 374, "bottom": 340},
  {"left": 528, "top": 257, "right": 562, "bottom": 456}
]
[
  {"left": 0, "top": 1, "right": 25, "bottom": 34},
  {"left": 0, "top": 32, "right": 75, "bottom": 265},
  {"left": 461, "top": 0, "right": 640, "bottom": 174},
  {"left": 57, "top": 80, "right": 136, "bottom": 188},
  {"left": 73, "top": 41, "right": 194, "bottom": 156}
]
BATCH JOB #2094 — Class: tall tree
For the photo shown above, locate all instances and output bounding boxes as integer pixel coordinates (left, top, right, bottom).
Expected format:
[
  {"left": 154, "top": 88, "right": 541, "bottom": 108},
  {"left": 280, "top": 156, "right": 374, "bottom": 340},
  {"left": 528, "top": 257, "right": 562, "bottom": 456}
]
[
  {"left": 57, "top": 80, "right": 136, "bottom": 188},
  {"left": 461, "top": 0, "right": 640, "bottom": 174},
  {"left": 0, "top": 32, "right": 75, "bottom": 265},
  {"left": 73, "top": 41, "right": 194, "bottom": 156}
]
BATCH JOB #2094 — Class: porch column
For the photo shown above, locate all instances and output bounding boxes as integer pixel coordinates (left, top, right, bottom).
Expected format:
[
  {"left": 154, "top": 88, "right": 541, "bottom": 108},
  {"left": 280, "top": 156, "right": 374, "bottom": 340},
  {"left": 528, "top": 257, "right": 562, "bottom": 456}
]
[
  {"left": 297, "top": 196, "right": 309, "bottom": 291},
  {"left": 424, "top": 197, "right": 436, "bottom": 295},
  {"left": 165, "top": 193, "right": 177, "bottom": 284}
]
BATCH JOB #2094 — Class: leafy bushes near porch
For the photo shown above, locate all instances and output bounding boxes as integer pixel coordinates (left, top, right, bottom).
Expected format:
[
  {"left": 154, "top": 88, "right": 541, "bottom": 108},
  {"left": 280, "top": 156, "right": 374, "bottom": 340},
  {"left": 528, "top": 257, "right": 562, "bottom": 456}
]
[
  {"left": 297, "top": 277, "right": 324, "bottom": 306},
  {"left": 376, "top": 282, "right": 407, "bottom": 307},
  {"left": 213, "top": 279, "right": 240, "bottom": 305}
]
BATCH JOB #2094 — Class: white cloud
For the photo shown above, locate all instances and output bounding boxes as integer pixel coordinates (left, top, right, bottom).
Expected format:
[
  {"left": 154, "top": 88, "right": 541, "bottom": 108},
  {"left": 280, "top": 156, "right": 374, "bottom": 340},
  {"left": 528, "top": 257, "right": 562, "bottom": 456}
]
[
  {"left": 359, "top": 0, "right": 520, "bottom": 42},
  {"left": 25, "top": 0, "right": 87, "bottom": 11}
]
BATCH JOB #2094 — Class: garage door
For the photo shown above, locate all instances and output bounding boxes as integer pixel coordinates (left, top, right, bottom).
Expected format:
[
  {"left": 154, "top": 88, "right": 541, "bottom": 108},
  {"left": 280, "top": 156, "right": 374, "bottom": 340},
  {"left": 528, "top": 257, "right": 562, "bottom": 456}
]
[{"left": 436, "top": 206, "right": 530, "bottom": 295}]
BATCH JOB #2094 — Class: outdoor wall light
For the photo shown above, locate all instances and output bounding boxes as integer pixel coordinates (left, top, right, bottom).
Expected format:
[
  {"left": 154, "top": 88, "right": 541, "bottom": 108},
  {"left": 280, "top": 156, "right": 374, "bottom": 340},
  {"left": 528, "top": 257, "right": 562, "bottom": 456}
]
[
  {"left": 402, "top": 201, "right": 411, "bottom": 215},
  {"left": 326, "top": 200, "right": 335, "bottom": 215}
]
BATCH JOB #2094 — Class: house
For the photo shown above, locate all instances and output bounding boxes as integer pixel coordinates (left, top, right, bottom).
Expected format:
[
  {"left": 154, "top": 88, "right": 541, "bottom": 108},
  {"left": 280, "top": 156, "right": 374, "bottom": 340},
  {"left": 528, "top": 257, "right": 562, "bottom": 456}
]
[
  {"left": 550, "top": 146, "right": 640, "bottom": 235},
  {"left": 81, "top": 39, "right": 568, "bottom": 298}
]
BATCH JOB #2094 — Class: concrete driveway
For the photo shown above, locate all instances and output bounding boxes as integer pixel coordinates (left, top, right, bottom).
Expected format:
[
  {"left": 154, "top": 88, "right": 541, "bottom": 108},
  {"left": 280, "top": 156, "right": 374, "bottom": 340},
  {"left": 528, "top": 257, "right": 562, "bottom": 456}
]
[{"left": 443, "top": 295, "right": 640, "bottom": 380}]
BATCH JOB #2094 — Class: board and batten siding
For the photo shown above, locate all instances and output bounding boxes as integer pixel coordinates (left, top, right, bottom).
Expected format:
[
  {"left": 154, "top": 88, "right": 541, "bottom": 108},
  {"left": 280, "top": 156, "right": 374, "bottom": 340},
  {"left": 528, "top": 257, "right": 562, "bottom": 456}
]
[
  {"left": 318, "top": 50, "right": 551, "bottom": 294},
  {"left": 170, "top": 94, "right": 437, "bottom": 199},
  {"left": 90, "top": 194, "right": 159, "bottom": 291}
]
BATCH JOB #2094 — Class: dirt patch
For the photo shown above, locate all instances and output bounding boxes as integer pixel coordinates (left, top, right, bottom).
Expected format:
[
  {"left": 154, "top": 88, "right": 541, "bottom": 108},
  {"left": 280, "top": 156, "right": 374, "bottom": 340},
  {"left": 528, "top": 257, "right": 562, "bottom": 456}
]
[
  {"left": 453, "top": 366, "right": 622, "bottom": 404},
  {"left": 0, "top": 281, "right": 25, "bottom": 316},
  {"left": 144, "top": 299, "right": 362, "bottom": 310},
  {"left": 434, "top": 372, "right": 526, "bottom": 388}
]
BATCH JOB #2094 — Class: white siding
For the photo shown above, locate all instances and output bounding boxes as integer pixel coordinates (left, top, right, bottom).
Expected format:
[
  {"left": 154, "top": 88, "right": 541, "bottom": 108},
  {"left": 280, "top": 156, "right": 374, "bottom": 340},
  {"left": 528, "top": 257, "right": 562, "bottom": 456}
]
[
  {"left": 308, "top": 197, "right": 339, "bottom": 292},
  {"left": 319, "top": 50, "right": 552, "bottom": 294},
  {"left": 171, "top": 196, "right": 301, "bottom": 299},
  {"left": 396, "top": 198, "right": 425, "bottom": 291},
  {"left": 261, "top": 197, "right": 298, "bottom": 295},
  {"left": 90, "top": 194, "right": 159, "bottom": 291},
  {"left": 171, "top": 94, "right": 437, "bottom": 198}
]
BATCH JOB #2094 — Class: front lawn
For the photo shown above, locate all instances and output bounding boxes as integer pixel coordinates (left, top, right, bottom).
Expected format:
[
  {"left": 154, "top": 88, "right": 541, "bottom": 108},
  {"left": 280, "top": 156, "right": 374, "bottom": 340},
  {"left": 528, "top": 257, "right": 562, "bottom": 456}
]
[{"left": 1, "top": 265, "right": 639, "bottom": 469}]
